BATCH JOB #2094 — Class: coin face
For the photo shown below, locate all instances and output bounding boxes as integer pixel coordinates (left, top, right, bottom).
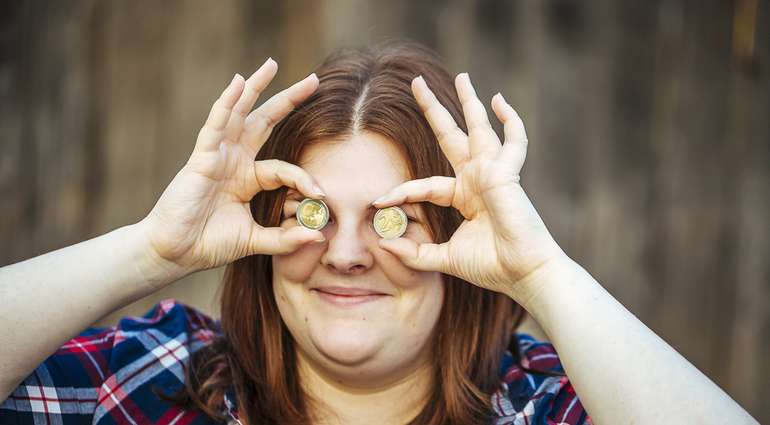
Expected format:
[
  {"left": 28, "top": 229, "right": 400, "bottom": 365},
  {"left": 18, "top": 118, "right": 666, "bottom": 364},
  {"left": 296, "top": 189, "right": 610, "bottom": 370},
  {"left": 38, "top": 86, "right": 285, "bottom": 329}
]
[
  {"left": 373, "top": 206, "right": 407, "bottom": 239},
  {"left": 296, "top": 198, "right": 329, "bottom": 230}
]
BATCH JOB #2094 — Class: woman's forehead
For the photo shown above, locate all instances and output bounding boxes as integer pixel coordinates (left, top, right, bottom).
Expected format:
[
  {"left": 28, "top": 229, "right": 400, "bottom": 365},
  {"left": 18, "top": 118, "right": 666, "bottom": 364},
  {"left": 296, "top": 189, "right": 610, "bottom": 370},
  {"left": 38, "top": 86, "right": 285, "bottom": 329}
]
[{"left": 297, "top": 132, "right": 412, "bottom": 189}]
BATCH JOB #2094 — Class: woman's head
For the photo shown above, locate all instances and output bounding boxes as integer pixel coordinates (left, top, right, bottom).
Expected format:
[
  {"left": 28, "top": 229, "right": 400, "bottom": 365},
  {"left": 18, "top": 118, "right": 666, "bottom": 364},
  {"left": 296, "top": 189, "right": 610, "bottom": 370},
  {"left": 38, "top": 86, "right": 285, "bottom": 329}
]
[
  {"left": 194, "top": 40, "right": 523, "bottom": 424},
  {"left": 273, "top": 130, "right": 445, "bottom": 389}
]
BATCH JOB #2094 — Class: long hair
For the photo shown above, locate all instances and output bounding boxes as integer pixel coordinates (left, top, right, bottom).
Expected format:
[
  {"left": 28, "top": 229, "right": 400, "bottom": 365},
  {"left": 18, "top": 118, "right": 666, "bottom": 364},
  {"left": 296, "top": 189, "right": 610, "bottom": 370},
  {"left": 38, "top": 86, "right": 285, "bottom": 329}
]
[{"left": 162, "top": 40, "right": 543, "bottom": 424}]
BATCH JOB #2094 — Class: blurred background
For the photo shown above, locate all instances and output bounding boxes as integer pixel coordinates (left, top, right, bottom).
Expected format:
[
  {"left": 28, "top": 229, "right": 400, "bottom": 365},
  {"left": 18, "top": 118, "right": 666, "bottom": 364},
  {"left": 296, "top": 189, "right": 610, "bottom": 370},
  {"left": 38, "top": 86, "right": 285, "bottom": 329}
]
[{"left": 1, "top": 0, "right": 768, "bottom": 421}]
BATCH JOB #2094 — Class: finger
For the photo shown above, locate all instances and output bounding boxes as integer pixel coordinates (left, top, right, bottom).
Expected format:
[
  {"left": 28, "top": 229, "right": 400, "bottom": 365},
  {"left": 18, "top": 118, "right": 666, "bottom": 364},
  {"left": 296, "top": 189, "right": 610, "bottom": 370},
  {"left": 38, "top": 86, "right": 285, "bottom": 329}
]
[
  {"left": 491, "top": 93, "right": 528, "bottom": 175},
  {"left": 248, "top": 224, "right": 325, "bottom": 256},
  {"left": 252, "top": 159, "right": 326, "bottom": 199},
  {"left": 241, "top": 72, "right": 320, "bottom": 153},
  {"left": 371, "top": 176, "right": 455, "bottom": 208},
  {"left": 225, "top": 58, "right": 279, "bottom": 142},
  {"left": 195, "top": 74, "right": 246, "bottom": 153},
  {"left": 411, "top": 76, "right": 470, "bottom": 170},
  {"left": 378, "top": 237, "right": 451, "bottom": 274},
  {"left": 455, "top": 73, "right": 501, "bottom": 157}
]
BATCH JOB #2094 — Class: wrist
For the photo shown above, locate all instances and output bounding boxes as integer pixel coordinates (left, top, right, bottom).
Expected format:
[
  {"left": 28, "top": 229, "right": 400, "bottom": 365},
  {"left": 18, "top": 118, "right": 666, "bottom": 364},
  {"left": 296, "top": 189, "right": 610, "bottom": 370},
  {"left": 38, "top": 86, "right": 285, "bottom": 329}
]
[
  {"left": 504, "top": 255, "right": 586, "bottom": 313},
  {"left": 124, "top": 219, "right": 192, "bottom": 293}
]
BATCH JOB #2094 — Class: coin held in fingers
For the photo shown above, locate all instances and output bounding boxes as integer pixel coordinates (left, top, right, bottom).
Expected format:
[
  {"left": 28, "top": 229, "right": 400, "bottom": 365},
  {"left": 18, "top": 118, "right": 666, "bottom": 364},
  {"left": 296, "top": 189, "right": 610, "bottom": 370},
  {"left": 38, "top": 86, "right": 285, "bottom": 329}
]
[
  {"left": 296, "top": 198, "right": 329, "bottom": 230},
  {"left": 373, "top": 206, "right": 408, "bottom": 239}
]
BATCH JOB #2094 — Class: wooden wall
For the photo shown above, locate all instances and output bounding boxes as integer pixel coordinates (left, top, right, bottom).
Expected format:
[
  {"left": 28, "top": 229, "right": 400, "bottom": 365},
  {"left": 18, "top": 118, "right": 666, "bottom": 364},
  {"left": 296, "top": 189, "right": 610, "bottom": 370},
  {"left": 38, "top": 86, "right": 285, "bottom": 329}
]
[{"left": 1, "top": 0, "right": 767, "bottom": 421}]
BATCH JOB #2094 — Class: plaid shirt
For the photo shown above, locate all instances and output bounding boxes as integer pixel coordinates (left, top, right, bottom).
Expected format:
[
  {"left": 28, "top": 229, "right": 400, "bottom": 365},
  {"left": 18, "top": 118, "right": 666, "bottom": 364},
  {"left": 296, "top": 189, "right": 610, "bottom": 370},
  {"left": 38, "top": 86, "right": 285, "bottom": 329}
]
[{"left": 1, "top": 299, "right": 591, "bottom": 424}]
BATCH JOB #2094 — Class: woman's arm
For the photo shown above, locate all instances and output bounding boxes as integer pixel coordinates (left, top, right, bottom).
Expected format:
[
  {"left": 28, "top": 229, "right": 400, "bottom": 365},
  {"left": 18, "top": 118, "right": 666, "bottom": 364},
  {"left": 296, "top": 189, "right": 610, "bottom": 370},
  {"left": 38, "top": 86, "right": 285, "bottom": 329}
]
[
  {"left": 0, "top": 221, "right": 182, "bottom": 401},
  {"left": 0, "top": 58, "right": 327, "bottom": 402},
  {"left": 509, "top": 257, "right": 759, "bottom": 424},
  {"left": 373, "top": 73, "right": 759, "bottom": 423}
]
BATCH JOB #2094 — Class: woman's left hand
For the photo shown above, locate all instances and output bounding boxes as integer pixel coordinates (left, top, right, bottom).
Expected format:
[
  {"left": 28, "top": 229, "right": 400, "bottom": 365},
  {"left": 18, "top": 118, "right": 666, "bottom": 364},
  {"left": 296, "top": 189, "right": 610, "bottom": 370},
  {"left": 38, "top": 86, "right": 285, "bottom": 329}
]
[{"left": 373, "top": 73, "right": 568, "bottom": 302}]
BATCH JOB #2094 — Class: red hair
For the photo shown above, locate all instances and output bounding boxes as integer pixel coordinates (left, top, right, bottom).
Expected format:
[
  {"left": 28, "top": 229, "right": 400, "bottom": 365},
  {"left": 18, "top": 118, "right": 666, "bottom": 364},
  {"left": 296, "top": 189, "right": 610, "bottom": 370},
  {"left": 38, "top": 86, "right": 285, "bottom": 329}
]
[{"left": 163, "top": 39, "right": 536, "bottom": 424}]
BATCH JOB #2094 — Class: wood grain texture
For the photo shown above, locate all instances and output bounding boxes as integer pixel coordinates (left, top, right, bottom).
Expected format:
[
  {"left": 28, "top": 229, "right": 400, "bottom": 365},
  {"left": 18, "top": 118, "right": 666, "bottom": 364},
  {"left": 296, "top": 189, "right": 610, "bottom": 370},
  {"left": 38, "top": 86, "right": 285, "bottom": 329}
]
[{"left": 1, "top": 0, "right": 767, "bottom": 421}]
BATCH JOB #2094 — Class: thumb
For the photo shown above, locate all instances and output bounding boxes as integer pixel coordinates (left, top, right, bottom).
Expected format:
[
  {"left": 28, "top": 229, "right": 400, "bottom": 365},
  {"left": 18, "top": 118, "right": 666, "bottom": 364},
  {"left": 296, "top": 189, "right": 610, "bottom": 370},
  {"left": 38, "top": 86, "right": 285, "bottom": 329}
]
[
  {"left": 247, "top": 225, "right": 325, "bottom": 256},
  {"left": 378, "top": 237, "right": 450, "bottom": 274}
]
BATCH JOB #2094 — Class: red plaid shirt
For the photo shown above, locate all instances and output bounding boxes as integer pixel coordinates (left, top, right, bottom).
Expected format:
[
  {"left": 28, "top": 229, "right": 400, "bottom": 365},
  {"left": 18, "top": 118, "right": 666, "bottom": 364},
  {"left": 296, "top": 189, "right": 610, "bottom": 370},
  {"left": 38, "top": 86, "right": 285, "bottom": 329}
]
[{"left": 0, "top": 299, "right": 591, "bottom": 424}]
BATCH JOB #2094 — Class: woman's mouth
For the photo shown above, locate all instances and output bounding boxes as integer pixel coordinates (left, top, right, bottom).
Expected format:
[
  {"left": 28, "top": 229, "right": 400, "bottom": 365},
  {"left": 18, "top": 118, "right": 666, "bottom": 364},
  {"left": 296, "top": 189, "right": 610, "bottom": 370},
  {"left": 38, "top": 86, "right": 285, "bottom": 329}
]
[{"left": 311, "top": 288, "right": 390, "bottom": 307}]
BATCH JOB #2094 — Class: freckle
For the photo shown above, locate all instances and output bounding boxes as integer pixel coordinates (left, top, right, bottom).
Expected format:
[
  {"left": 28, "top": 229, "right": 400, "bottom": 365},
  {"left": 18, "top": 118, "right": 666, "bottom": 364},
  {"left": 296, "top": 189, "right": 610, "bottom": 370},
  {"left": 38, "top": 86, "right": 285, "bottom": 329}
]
[{"left": 305, "top": 316, "right": 308, "bottom": 323}]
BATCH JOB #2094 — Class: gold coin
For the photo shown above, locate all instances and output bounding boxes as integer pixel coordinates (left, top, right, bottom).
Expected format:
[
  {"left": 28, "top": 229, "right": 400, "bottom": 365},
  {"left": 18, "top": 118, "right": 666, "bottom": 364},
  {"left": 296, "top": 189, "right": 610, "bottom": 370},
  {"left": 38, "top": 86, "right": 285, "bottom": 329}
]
[
  {"left": 373, "top": 206, "right": 407, "bottom": 239},
  {"left": 296, "top": 198, "right": 329, "bottom": 230}
]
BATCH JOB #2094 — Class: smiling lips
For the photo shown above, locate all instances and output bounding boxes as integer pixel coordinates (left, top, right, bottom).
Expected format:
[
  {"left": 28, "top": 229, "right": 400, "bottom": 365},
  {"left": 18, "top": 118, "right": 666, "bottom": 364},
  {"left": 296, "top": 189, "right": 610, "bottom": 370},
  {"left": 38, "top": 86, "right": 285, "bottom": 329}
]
[
  {"left": 311, "top": 287, "right": 389, "bottom": 307},
  {"left": 313, "top": 286, "right": 387, "bottom": 296}
]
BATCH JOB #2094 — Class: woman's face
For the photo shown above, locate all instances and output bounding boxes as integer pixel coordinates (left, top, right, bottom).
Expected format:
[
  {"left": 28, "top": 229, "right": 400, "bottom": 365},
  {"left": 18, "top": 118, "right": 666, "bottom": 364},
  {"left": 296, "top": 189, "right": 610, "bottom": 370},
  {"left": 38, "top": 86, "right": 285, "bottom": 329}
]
[{"left": 272, "top": 131, "right": 444, "bottom": 387}]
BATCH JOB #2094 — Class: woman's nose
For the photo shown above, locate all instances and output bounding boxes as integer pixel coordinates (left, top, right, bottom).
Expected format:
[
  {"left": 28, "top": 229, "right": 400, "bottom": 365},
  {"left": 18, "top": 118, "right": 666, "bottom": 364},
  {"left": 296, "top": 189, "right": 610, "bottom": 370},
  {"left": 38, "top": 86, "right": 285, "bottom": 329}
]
[{"left": 319, "top": 220, "right": 375, "bottom": 275}]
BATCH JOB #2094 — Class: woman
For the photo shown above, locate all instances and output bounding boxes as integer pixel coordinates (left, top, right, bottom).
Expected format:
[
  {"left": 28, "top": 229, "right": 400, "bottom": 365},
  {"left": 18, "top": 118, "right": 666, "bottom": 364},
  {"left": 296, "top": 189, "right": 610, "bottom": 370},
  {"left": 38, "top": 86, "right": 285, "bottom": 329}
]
[{"left": 0, "top": 41, "right": 757, "bottom": 424}]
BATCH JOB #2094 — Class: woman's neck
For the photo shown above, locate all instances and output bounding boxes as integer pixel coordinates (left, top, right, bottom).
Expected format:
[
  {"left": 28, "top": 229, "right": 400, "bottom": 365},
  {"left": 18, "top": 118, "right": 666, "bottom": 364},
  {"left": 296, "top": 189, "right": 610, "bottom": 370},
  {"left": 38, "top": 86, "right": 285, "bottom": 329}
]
[{"left": 296, "top": 349, "right": 434, "bottom": 425}]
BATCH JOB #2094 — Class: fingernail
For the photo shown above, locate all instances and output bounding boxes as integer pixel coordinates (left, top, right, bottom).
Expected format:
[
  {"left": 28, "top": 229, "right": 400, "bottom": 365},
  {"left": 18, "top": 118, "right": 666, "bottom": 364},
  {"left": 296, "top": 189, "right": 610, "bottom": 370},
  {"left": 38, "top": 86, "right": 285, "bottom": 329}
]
[
  {"left": 496, "top": 92, "right": 506, "bottom": 103},
  {"left": 415, "top": 75, "right": 425, "bottom": 84},
  {"left": 260, "top": 58, "right": 276, "bottom": 71},
  {"left": 372, "top": 195, "right": 387, "bottom": 205},
  {"left": 313, "top": 184, "right": 325, "bottom": 197},
  {"left": 463, "top": 73, "right": 477, "bottom": 91},
  {"left": 314, "top": 238, "right": 326, "bottom": 243}
]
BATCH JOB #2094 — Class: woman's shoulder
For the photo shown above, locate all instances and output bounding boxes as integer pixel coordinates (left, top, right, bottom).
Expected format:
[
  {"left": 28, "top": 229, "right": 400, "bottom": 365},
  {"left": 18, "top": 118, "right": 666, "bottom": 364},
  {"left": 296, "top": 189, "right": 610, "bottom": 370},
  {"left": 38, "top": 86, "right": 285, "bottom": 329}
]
[
  {"left": 490, "top": 331, "right": 592, "bottom": 424},
  {"left": 0, "top": 299, "right": 223, "bottom": 424},
  {"left": 110, "top": 298, "right": 221, "bottom": 346}
]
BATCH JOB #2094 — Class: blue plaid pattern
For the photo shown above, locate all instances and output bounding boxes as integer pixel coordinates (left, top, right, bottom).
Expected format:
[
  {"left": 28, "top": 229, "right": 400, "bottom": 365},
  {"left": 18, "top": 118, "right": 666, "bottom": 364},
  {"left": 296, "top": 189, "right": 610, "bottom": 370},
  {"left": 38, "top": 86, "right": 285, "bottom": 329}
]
[{"left": 1, "top": 300, "right": 590, "bottom": 424}]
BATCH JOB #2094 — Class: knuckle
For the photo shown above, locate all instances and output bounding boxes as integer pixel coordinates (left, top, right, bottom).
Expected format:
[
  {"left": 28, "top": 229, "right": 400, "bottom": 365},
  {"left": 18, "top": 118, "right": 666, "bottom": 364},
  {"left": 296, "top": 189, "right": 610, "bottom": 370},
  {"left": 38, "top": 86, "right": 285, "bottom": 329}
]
[
  {"left": 424, "top": 102, "right": 442, "bottom": 118},
  {"left": 433, "top": 128, "right": 451, "bottom": 143},
  {"left": 251, "top": 112, "right": 275, "bottom": 131},
  {"left": 197, "top": 126, "right": 220, "bottom": 142},
  {"left": 233, "top": 103, "right": 249, "bottom": 119},
  {"left": 245, "top": 84, "right": 259, "bottom": 100},
  {"left": 281, "top": 161, "right": 303, "bottom": 177},
  {"left": 256, "top": 158, "right": 280, "bottom": 171},
  {"left": 214, "top": 97, "right": 232, "bottom": 113},
  {"left": 254, "top": 159, "right": 282, "bottom": 186},
  {"left": 460, "top": 98, "right": 477, "bottom": 110},
  {"left": 433, "top": 124, "right": 463, "bottom": 144},
  {"left": 286, "top": 91, "right": 305, "bottom": 108}
]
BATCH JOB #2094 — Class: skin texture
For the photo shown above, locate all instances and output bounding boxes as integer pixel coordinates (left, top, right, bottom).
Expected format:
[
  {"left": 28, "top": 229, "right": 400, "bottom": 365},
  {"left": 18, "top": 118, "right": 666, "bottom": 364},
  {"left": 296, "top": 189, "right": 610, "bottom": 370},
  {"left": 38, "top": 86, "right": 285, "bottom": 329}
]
[{"left": 271, "top": 132, "right": 443, "bottom": 424}]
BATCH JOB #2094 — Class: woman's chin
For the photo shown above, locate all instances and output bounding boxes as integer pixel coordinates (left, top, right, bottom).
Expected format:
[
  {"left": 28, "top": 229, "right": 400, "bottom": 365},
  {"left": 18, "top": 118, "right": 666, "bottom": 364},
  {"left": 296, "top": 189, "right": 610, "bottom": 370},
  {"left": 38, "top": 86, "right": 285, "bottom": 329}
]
[{"left": 307, "top": 322, "right": 387, "bottom": 367}]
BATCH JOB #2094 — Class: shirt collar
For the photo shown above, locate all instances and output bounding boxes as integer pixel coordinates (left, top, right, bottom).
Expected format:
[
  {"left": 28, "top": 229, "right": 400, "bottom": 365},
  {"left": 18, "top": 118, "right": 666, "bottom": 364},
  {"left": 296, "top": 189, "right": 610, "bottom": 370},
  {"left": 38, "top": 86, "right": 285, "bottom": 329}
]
[{"left": 222, "top": 388, "right": 241, "bottom": 424}]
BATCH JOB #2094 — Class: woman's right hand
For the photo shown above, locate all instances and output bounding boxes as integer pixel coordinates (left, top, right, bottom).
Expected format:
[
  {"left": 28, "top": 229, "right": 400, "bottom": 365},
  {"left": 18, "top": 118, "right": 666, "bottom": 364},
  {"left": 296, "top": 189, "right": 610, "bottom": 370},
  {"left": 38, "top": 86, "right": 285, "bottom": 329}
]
[{"left": 137, "top": 58, "right": 326, "bottom": 279}]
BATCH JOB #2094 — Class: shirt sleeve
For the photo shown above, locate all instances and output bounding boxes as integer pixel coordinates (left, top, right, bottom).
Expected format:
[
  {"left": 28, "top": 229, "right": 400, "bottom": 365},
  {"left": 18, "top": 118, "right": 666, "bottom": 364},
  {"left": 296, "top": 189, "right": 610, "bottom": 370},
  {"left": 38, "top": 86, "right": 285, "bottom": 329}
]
[
  {"left": 0, "top": 299, "right": 220, "bottom": 424},
  {"left": 491, "top": 332, "right": 592, "bottom": 424}
]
